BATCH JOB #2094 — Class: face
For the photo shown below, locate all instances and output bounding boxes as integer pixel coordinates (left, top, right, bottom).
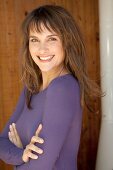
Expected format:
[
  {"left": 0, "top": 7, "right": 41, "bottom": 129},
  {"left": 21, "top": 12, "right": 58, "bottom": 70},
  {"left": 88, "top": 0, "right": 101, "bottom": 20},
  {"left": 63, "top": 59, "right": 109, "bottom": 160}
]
[{"left": 29, "top": 25, "right": 65, "bottom": 74}]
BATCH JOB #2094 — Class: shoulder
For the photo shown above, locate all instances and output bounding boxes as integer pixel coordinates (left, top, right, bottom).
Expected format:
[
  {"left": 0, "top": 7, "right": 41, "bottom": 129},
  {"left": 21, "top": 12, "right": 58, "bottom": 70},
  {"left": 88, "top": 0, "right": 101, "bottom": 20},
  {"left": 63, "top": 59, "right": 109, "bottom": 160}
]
[
  {"left": 45, "top": 74, "right": 82, "bottom": 115},
  {"left": 47, "top": 74, "right": 80, "bottom": 97},
  {"left": 49, "top": 74, "right": 80, "bottom": 91}
]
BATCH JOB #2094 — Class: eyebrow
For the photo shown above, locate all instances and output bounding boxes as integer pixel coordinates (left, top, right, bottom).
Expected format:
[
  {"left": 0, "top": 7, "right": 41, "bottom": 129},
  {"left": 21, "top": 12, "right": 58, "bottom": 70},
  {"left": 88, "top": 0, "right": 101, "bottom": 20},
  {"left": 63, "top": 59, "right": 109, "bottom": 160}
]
[{"left": 29, "top": 34, "right": 58, "bottom": 38}]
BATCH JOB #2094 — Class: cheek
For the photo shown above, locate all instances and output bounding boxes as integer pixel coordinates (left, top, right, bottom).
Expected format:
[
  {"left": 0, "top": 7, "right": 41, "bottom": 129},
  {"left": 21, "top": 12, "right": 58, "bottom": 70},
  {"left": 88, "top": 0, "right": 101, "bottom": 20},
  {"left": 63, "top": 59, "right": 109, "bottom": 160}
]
[
  {"left": 28, "top": 46, "right": 37, "bottom": 63},
  {"left": 29, "top": 44, "right": 37, "bottom": 56},
  {"left": 56, "top": 46, "right": 65, "bottom": 60},
  {"left": 29, "top": 44, "right": 33, "bottom": 55}
]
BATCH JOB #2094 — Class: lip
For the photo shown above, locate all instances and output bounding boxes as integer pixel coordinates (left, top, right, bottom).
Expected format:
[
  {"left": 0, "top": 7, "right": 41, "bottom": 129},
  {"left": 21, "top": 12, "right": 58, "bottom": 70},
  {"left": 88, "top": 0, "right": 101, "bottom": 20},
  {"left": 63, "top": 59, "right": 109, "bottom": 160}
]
[{"left": 37, "top": 55, "right": 54, "bottom": 62}]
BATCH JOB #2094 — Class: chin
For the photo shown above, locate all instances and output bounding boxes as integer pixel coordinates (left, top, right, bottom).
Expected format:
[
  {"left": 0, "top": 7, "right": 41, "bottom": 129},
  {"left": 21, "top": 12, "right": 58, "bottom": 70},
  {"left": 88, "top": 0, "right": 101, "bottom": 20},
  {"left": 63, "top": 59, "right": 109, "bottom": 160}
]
[{"left": 40, "top": 67, "right": 54, "bottom": 73}]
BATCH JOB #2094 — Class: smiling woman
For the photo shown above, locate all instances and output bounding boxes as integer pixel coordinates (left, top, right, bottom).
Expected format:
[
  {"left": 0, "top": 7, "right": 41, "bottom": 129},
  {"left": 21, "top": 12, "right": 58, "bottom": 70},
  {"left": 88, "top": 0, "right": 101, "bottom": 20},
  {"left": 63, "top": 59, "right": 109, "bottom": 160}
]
[
  {"left": 0, "top": 4, "right": 101, "bottom": 170},
  {"left": 29, "top": 26, "right": 65, "bottom": 74}
]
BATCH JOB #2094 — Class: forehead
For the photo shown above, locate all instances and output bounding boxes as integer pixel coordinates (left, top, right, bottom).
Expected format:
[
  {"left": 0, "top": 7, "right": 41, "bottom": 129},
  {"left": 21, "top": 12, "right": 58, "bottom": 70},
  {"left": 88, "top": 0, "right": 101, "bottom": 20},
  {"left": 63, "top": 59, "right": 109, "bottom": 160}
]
[{"left": 29, "top": 23, "right": 57, "bottom": 36}]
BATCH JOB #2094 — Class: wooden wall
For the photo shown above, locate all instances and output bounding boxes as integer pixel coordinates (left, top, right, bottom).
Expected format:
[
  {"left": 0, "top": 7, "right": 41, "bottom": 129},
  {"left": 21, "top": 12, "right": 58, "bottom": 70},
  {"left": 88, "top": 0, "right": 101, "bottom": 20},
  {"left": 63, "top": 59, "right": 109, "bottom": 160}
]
[{"left": 0, "top": 0, "right": 101, "bottom": 170}]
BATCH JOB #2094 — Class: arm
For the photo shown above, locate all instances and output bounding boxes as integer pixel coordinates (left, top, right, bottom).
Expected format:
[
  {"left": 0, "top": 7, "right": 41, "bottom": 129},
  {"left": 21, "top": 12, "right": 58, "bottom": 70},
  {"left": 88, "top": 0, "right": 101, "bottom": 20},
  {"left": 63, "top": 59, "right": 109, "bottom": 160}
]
[
  {"left": 0, "top": 88, "right": 25, "bottom": 165},
  {"left": 8, "top": 122, "right": 44, "bottom": 162},
  {"left": 17, "top": 78, "right": 82, "bottom": 170}
]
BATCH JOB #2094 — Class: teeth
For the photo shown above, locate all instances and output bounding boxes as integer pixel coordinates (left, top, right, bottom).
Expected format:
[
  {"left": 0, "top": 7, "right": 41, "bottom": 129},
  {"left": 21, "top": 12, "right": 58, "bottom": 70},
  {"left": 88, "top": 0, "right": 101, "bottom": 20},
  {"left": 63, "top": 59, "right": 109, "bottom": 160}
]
[{"left": 39, "top": 55, "right": 54, "bottom": 61}]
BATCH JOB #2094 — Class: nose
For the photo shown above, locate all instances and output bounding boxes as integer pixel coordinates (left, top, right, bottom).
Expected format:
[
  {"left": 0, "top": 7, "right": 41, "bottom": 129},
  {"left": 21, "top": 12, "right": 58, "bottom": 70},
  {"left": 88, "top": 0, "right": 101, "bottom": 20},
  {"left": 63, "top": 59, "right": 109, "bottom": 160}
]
[{"left": 38, "top": 42, "right": 48, "bottom": 55}]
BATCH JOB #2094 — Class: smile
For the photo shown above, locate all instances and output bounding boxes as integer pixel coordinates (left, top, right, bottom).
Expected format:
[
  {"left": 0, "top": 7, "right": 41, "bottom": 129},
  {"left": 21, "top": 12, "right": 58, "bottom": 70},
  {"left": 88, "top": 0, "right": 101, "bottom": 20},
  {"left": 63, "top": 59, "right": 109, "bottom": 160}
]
[{"left": 38, "top": 55, "right": 54, "bottom": 62}]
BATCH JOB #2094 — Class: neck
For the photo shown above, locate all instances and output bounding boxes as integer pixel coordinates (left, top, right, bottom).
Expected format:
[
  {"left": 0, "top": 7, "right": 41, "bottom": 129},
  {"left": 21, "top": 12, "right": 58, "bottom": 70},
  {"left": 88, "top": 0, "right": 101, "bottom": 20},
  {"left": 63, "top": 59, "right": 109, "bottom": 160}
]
[{"left": 40, "top": 65, "right": 68, "bottom": 91}]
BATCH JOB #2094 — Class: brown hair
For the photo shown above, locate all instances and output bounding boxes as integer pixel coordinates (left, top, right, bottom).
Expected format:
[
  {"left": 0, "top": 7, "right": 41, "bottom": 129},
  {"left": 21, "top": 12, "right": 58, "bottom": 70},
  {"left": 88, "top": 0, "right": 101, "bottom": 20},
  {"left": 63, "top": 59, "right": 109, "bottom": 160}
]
[{"left": 20, "top": 4, "right": 102, "bottom": 110}]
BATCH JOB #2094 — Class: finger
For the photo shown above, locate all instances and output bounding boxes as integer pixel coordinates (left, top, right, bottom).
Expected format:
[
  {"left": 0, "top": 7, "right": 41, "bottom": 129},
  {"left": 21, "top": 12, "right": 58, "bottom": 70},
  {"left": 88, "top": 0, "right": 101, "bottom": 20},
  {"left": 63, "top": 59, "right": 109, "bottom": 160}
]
[
  {"left": 12, "top": 123, "right": 23, "bottom": 148},
  {"left": 31, "top": 136, "right": 44, "bottom": 144},
  {"left": 35, "top": 124, "right": 43, "bottom": 136},
  {"left": 9, "top": 125, "right": 16, "bottom": 143},
  {"left": 12, "top": 123, "right": 18, "bottom": 141},
  {"left": 27, "top": 143, "right": 43, "bottom": 154},
  {"left": 12, "top": 123, "right": 21, "bottom": 141},
  {"left": 10, "top": 124, "right": 17, "bottom": 145},
  {"left": 25, "top": 150, "right": 38, "bottom": 160},
  {"left": 8, "top": 131, "right": 14, "bottom": 143}
]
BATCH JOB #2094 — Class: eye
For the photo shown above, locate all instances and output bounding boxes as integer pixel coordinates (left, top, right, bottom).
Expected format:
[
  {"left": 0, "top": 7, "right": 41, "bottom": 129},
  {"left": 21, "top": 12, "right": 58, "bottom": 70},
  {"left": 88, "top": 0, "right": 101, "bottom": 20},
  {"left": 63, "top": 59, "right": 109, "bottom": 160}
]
[
  {"left": 29, "top": 38, "right": 39, "bottom": 43},
  {"left": 48, "top": 37, "right": 57, "bottom": 41}
]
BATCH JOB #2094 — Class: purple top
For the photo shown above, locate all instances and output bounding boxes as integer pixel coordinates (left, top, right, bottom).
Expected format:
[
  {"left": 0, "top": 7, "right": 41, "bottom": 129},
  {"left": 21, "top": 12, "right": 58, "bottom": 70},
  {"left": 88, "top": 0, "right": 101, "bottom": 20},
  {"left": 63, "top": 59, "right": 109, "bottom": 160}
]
[{"left": 0, "top": 74, "right": 82, "bottom": 170}]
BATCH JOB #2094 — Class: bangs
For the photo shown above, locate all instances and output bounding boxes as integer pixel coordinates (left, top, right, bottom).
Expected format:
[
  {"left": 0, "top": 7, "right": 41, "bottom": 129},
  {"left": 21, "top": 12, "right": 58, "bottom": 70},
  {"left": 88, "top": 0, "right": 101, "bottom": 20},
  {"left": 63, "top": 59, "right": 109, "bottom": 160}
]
[
  {"left": 22, "top": 5, "right": 68, "bottom": 45},
  {"left": 27, "top": 12, "right": 60, "bottom": 35},
  {"left": 29, "top": 20, "right": 52, "bottom": 33}
]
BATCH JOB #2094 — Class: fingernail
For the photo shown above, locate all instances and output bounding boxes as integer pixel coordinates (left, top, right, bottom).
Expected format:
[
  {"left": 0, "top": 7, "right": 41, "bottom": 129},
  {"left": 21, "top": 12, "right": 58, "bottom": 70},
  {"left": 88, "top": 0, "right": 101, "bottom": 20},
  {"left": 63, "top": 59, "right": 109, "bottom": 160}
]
[
  {"left": 39, "top": 149, "right": 43, "bottom": 154},
  {"left": 39, "top": 124, "right": 42, "bottom": 127},
  {"left": 34, "top": 155, "right": 38, "bottom": 159},
  {"left": 41, "top": 139, "right": 44, "bottom": 143}
]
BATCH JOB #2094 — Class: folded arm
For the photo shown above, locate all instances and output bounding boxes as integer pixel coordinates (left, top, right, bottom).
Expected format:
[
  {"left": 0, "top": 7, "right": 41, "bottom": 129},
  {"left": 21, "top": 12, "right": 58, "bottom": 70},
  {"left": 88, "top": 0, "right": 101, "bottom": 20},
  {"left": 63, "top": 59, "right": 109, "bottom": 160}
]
[{"left": 0, "top": 88, "right": 25, "bottom": 165}]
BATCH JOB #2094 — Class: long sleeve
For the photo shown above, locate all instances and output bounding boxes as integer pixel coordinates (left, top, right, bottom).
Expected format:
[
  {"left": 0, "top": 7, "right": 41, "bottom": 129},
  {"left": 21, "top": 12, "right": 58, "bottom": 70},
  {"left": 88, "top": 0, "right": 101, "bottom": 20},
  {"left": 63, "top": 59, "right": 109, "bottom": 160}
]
[
  {"left": 16, "top": 77, "right": 82, "bottom": 170},
  {"left": 0, "top": 88, "right": 25, "bottom": 165}
]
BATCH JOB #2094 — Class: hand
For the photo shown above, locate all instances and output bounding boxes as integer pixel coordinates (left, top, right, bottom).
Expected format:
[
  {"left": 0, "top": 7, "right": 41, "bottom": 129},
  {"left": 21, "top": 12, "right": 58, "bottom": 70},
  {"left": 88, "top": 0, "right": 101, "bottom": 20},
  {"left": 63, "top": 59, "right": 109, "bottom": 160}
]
[
  {"left": 22, "top": 124, "right": 44, "bottom": 163},
  {"left": 8, "top": 123, "right": 23, "bottom": 149}
]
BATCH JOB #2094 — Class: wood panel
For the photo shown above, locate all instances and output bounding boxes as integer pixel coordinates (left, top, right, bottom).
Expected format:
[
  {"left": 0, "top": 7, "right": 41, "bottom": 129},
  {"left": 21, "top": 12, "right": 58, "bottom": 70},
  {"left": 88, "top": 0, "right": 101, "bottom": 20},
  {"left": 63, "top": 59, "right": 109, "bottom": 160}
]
[{"left": 0, "top": 0, "right": 101, "bottom": 170}]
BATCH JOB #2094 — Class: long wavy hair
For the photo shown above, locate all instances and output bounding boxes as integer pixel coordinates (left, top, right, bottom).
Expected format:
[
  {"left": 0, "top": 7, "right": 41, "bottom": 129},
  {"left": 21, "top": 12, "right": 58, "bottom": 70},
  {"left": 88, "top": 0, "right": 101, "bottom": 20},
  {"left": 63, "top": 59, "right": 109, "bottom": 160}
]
[{"left": 20, "top": 4, "right": 102, "bottom": 109}]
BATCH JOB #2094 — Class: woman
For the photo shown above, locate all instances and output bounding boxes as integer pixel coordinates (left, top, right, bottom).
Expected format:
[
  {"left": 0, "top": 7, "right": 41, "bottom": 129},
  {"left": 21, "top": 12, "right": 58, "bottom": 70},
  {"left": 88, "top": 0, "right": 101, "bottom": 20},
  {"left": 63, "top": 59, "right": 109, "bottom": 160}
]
[{"left": 0, "top": 4, "right": 101, "bottom": 170}]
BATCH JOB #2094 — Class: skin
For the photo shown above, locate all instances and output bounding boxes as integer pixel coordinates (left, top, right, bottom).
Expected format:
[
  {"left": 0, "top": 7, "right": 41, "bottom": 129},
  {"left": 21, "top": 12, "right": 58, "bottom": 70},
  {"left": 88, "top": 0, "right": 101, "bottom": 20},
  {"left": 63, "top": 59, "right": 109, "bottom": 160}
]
[
  {"left": 9, "top": 24, "right": 68, "bottom": 163},
  {"left": 29, "top": 24, "right": 68, "bottom": 90},
  {"left": 9, "top": 123, "right": 23, "bottom": 149},
  {"left": 8, "top": 123, "right": 44, "bottom": 162}
]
